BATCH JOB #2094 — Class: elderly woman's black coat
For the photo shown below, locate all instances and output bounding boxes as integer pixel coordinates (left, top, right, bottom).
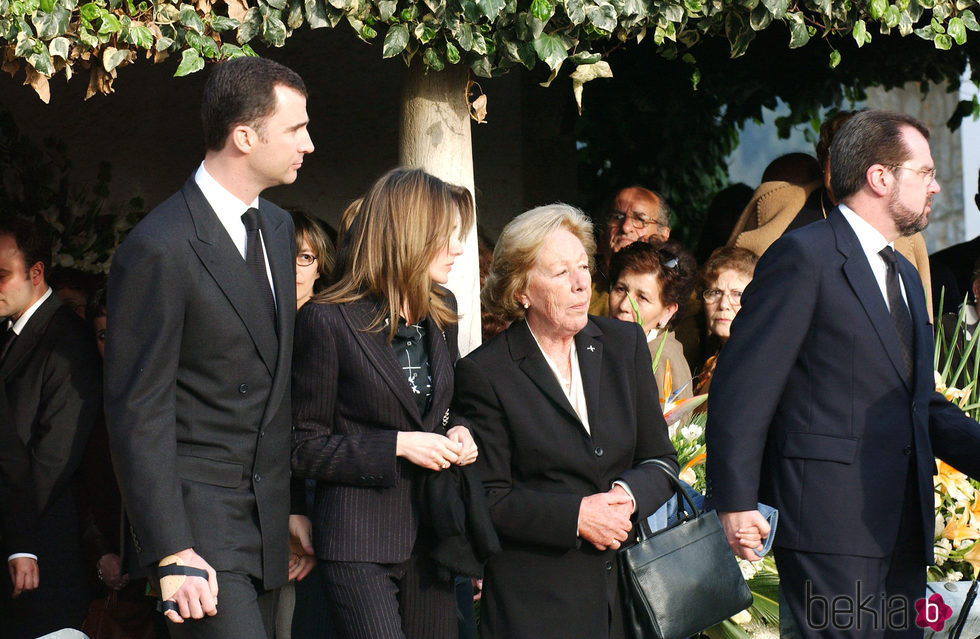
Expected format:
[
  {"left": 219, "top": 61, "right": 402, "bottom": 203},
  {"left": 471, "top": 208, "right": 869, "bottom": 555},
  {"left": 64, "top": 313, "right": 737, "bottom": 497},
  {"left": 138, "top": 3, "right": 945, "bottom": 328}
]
[{"left": 454, "top": 315, "right": 677, "bottom": 639}]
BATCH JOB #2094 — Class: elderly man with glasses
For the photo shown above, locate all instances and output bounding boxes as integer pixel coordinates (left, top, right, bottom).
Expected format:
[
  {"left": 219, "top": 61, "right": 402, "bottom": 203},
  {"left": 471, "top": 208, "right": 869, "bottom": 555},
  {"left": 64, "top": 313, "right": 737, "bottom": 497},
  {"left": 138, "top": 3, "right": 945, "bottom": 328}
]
[{"left": 589, "top": 186, "right": 672, "bottom": 316}]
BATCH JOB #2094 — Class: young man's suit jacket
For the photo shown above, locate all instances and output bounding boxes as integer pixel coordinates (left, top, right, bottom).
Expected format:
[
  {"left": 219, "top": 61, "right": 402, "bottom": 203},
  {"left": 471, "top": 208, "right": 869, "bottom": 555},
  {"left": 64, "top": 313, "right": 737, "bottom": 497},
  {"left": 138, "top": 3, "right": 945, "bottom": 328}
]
[{"left": 105, "top": 177, "right": 296, "bottom": 588}]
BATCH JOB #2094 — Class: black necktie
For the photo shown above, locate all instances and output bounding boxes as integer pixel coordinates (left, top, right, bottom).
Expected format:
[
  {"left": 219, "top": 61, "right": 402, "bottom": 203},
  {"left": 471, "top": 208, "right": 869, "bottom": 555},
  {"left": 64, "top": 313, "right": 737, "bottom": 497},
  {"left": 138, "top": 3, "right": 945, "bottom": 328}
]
[
  {"left": 1, "top": 325, "right": 16, "bottom": 362},
  {"left": 241, "top": 208, "right": 277, "bottom": 327},
  {"left": 879, "top": 246, "right": 914, "bottom": 380}
]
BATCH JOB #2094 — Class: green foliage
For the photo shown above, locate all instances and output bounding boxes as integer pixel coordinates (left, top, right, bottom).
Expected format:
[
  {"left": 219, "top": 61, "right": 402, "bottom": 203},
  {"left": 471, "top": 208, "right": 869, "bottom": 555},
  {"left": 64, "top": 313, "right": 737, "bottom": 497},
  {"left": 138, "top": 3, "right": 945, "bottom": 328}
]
[
  {"left": 1, "top": 0, "right": 979, "bottom": 99},
  {"left": 0, "top": 111, "right": 144, "bottom": 273}
]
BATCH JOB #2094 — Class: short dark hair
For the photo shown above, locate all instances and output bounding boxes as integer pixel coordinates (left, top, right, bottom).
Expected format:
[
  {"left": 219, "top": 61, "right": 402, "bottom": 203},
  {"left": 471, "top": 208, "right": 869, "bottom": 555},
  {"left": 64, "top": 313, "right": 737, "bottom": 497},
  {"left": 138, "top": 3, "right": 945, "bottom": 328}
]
[
  {"left": 292, "top": 210, "right": 335, "bottom": 287},
  {"left": 86, "top": 287, "right": 107, "bottom": 330},
  {"left": 201, "top": 57, "right": 307, "bottom": 151},
  {"left": 829, "top": 110, "right": 930, "bottom": 202},
  {"left": 815, "top": 110, "right": 857, "bottom": 169},
  {"left": 609, "top": 240, "right": 696, "bottom": 329},
  {"left": 0, "top": 216, "right": 52, "bottom": 277}
]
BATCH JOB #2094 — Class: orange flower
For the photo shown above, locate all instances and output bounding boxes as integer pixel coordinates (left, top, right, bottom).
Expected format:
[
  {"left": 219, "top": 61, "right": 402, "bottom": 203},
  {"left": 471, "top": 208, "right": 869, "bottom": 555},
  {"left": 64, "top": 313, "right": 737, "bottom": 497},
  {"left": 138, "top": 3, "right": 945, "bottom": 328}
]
[
  {"left": 936, "top": 460, "right": 975, "bottom": 503},
  {"left": 941, "top": 510, "right": 980, "bottom": 547}
]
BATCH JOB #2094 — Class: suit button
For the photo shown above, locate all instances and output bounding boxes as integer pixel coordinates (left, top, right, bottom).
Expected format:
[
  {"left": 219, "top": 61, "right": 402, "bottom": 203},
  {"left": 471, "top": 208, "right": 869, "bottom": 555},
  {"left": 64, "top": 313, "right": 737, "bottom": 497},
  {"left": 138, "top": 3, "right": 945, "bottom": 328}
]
[
  {"left": 605, "top": 561, "right": 613, "bottom": 571},
  {"left": 239, "top": 384, "right": 248, "bottom": 394},
  {"left": 259, "top": 430, "right": 265, "bottom": 438},
  {"left": 595, "top": 446, "right": 604, "bottom": 457},
  {"left": 903, "top": 444, "right": 912, "bottom": 456},
  {"left": 253, "top": 473, "right": 261, "bottom": 482}
]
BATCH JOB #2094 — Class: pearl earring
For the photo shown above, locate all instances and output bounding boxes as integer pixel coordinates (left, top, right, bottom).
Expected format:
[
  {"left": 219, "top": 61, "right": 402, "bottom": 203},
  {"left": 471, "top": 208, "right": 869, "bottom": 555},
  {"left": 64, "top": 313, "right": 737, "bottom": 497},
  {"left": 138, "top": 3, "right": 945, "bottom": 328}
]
[{"left": 523, "top": 302, "right": 529, "bottom": 309}]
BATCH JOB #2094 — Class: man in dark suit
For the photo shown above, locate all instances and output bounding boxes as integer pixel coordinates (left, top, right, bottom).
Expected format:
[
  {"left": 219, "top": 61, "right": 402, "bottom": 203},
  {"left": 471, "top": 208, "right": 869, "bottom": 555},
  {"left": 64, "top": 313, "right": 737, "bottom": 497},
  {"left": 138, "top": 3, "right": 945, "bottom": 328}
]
[
  {"left": 930, "top": 168, "right": 980, "bottom": 316},
  {"left": 0, "top": 217, "right": 101, "bottom": 638},
  {"left": 706, "top": 110, "right": 980, "bottom": 638},
  {"left": 105, "top": 56, "right": 313, "bottom": 638}
]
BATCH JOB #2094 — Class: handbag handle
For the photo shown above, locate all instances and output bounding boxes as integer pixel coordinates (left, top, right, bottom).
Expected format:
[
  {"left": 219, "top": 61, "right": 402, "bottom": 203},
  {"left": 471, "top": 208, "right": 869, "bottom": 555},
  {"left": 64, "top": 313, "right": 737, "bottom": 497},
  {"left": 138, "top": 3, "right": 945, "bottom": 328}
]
[{"left": 634, "top": 458, "right": 701, "bottom": 540}]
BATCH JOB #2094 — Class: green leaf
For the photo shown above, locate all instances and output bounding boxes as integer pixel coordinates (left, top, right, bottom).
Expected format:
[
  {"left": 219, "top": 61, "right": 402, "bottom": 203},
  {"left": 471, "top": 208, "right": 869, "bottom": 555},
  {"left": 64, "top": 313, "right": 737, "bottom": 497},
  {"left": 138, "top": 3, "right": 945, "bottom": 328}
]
[
  {"left": 174, "top": 47, "right": 203, "bottom": 76},
  {"left": 422, "top": 45, "right": 444, "bottom": 70},
  {"left": 155, "top": 34, "right": 173, "bottom": 49},
  {"left": 883, "top": 5, "right": 899, "bottom": 27},
  {"left": 761, "top": 0, "right": 788, "bottom": 18},
  {"left": 475, "top": 0, "right": 505, "bottom": 19},
  {"left": 564, "top": 0, "right": 586, "bottom": 23},
  {"left": 48, "top": 35, "right": 69, "bottom": 57},
  {"left": 457, "top": 22, "right": 475, "bottom": 49},
  {"left": 99, "top": 13, "right": 122, "bottom": 34},
  {"left": 532, "top": 31, "right": 567, "bottom": 70},
  {"left": 749, "top": 3, "right": 771, "bottom": 30},
  {"left": 266, "top": 0, "right": 287, "bottom": 9},
  {"left": 470, "top": 54, "right": 492, "bottom": 77},
  {"left": 155, "top": 3, "right": 179, "bottom": 23},
  {"left": 948, "top": 16, "right": 967, "bottom": 43},
  {"left": 445, "top": 41, "right": 459, "bottom": 63},
  {"left": 32, "top": 5, "right": 70, "bottom": 38},
  {"left": 179, "top": 6, "right": 206, "bottom": 33},
  {"left": 526, "top": 13, "right": 546, "bottom": 38},
  {"left": 898, "top": 9, "right": 913, "bottom": 34},
  {"left": 869, "top": 0, "right": 886, "bottom": 18},
  {"left": 586, "top": 3, "right": 617, "bottom": 32},
  {"left": 814, "top": 0, "right": 831, "bottom": 13},
  {"left": 414, "top": 21, "right": 436, "bottom": 43},
  {"left": 962, "top": 9, "right": 980, "bottom": 30},
  {"left": 210, "top": 15, "right": 239, "bottom": 31},
  {"left": 935, "top": 32, "right": 952, "bottom": 48},
  {"left": 828, "top": 49, "right": 841, "bottom": 67},
  {"left": 569, "top": 50, "right": 601, "bottom": 63},
  {"left": 852, "top": 18, "right": 870, "bottom": 46},
  {"left": 287, "top": 0, "right": 303, "bottom": 28},
  {"left": 126, "top": 24, "right": 154, "bottom": 47},
  {"left": 79, "top": 2, "right": 101, "bottom": 21},
  {"left": 787, "top": 12, "right": 809, "bottom": 46},
  {"left": 38, "top": 0, "right": 52, "bottom": 11},
  {"left": 683, "top": 0, "right": 702, "bottom": 13},
  {"left": 237, "top": 6, "right": 262, "bottom": 42},
  {"left": 382, "top": 23, "right": 408, "bottom": 57},
  {"left": 377, "top": 0, "right": 396, "bottom": 19},
  {"left": 530, "top": 0, "right": 552, "bottom": 21},
  {"left": 102, "top": 45, "right": 129, "bottom": 70},
  {"left": 304, "top": 0, "right": 328, "bottom": 28},
  {"left": 263, "top": 14, "right": 287, "bottom": 45},
  {"left": 28, "top": 47, "right": 53, "bottom": 75},
  {"left": 663, "top": 3, "right": 684, "bottom": 21}
]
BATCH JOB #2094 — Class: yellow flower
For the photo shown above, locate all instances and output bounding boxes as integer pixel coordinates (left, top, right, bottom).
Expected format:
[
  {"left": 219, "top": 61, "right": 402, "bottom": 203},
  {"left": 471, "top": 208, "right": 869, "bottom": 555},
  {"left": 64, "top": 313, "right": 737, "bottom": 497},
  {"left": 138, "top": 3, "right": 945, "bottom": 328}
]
[
  {"left": 963, "top": 541, "right": 980, "bottom": 575},
  {"left": 941, "top": 510, "right": 980, "bottom": 547},
  {"left": 936, "top": 460, "right": 976, "bottom": 503}
]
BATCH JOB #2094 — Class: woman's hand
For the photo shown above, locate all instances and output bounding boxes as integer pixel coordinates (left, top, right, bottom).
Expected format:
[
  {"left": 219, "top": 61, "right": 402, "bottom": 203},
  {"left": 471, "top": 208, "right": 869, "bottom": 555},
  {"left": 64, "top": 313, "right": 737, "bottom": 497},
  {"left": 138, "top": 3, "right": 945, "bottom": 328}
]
[
  {"left": 287, "top": 515, "right": 316, "bottom": 582},
  {"left": 396, "top": 432, "right": 461, "bottom": 470},
  {"left": 97, "top": 553, "right": 129, "bottom": 590},
  {"left": 577, "top": 490, "right": 633, "bottom": 551},
  {"left": 446, "top": 425, "right": 478, "bottom": 466}
]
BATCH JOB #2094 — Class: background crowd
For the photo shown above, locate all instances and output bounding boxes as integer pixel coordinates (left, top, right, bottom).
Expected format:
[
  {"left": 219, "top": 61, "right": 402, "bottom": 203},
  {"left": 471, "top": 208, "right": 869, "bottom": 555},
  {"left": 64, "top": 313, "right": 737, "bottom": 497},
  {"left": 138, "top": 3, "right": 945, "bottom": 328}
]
[{"left": 4, "top": 57, "right": 980, "bottom": 639}]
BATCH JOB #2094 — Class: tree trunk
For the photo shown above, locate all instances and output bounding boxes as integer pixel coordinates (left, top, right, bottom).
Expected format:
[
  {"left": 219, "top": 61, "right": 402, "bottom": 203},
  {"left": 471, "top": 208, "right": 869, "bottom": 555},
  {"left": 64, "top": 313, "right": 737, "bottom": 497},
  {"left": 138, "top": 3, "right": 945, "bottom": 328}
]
[{"left": 400, "top": 63, "right": 481, "bottom": 355}]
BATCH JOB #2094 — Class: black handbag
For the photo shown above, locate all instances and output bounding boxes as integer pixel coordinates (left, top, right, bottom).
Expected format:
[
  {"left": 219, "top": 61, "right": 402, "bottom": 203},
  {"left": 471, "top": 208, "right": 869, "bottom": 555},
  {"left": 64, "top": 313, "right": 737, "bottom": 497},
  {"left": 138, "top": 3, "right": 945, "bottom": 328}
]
[{"left": 618, "top": 458, "right": 754, "bottom": 639}]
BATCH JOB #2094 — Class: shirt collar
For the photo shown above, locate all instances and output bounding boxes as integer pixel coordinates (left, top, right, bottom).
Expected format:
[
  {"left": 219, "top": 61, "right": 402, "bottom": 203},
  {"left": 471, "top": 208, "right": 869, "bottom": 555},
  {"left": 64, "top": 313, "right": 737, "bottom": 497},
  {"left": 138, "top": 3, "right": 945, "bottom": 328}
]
[
  {"left": 10, "top": 287, "right": 53, "bottom": 335},
  {"left": 194, "top": 162, "right": 259, "bottom": 222},
  {"left": 838, "top": 203, "right": 893, "bottom": 257}
]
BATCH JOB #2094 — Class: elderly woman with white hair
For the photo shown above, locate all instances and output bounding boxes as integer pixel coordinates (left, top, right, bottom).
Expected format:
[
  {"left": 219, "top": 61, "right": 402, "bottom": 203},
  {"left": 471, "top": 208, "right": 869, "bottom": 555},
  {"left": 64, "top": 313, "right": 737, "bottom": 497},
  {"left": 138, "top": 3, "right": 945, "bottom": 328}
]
[{"left": 453, "top": 204, "right": 678, "bottom": 639}]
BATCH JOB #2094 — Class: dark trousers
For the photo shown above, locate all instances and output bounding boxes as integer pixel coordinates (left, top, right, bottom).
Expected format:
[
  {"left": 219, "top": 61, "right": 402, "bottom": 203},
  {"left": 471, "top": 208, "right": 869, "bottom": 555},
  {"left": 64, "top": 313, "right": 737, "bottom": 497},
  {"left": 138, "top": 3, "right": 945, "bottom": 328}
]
[
  {"left": 776, "top": 472, "right": 926, "bottom": 639},
  {"left": 320, "top": 554, "right": 456, "bottom": 639},
  {"left": 166, "top": 571, "right": 278, "bottom": 639}
]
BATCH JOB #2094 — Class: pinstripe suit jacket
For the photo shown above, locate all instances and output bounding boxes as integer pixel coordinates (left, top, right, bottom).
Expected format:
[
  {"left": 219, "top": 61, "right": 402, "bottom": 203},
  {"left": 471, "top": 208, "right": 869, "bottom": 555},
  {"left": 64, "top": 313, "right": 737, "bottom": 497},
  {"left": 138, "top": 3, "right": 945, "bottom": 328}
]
[{"left": 291, "top": 294, "right": 463, "bottom": 563}]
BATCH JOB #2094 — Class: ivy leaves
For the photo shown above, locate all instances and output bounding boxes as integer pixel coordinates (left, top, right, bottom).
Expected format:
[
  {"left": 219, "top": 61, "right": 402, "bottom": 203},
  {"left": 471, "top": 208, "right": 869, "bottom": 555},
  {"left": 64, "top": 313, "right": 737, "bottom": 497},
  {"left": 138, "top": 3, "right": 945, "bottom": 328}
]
[{"left": 2, "top": 0, "right": 980, "bottom": 102}]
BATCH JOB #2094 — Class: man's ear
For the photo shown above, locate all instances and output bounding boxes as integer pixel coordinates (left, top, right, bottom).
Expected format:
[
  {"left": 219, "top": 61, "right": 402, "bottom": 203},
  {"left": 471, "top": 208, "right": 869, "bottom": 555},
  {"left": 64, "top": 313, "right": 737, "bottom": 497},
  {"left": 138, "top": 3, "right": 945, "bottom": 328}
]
[
  {"left": 229, "top": 125, "right": 255, "bottom": 155},
  {"left": 29, "top": 261, "right": 44, "bottom": 287},
  {"left": 867, "top": 165, "right": 890, "bottom": 197}
]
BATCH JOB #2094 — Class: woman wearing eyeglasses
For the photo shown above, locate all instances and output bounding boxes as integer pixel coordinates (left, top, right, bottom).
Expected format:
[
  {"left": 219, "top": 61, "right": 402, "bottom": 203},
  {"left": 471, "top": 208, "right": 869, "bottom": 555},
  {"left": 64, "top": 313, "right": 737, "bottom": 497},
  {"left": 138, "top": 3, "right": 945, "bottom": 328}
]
[
  {"left": 292, "top": 211, "right": 335, "bottom": 310},
  {"left": 607, "top": 240, "right": 697, "bottom": 408},
  {"left": 696, "top": 246, "right": 757, "bottom": 394}
]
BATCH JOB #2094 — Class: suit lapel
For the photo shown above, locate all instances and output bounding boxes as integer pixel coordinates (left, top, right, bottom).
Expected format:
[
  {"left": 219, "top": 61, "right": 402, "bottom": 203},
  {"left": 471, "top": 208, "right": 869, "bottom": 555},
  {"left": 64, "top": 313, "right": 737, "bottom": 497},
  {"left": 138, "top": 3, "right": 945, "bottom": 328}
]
[
  {"left": 182, "top": 179, "right": 278, "bottom": 377},
  {"left": 341, "top": 301, "right": 423, "bottom": 427},
  {"left": 508, "top": 320, "right": 584, "bottom": 431},
  {"left": 0, "top": 294, "right": 61, "bottom": 381},
  {"left": 898, "top": 254, "right": 930, "bottom": 389},
  {"left": 830, "top": 208, "right": 911, "bottom": 390},
  {"left": 575, "top": 320, "right": 603, "bottom": 430}
]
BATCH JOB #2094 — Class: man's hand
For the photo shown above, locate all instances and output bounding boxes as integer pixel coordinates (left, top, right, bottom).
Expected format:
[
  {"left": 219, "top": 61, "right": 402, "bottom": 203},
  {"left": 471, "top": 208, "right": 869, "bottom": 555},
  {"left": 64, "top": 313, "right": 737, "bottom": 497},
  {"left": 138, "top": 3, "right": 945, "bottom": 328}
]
[
  {"left": 97, "top": 553, "right": 129, "bottom": 590},
  {"left": 446, "top": 425, "right": 478, "bottom": 466},
  {"left": 159, "top": 548, "right": 219, "bottom": 623},
  {"left": 8, "top": 557, "right": 38, "bottom": 598},
  {"left": 288, "top": 515, "right": 316, "bottom": 582},
  {"left": 719, "top": 510, "right": 771, "bottom": 561},
  {"left": 578, "top": 490, "right": 634, "bottom": 551}
]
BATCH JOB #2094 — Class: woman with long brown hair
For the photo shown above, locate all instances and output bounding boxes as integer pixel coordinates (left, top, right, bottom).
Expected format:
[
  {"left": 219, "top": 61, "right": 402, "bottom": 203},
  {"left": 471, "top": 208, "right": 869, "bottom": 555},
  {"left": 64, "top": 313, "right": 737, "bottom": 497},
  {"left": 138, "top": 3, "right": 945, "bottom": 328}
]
[{"left": 291, "top": 168, "right": 478, "bottom": 639}]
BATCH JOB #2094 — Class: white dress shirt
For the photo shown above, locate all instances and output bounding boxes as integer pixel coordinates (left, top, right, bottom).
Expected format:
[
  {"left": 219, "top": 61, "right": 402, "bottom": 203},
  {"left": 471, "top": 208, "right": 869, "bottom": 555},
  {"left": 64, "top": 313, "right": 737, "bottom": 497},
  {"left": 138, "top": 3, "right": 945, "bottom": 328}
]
[
  {"left": 839, "top": 203, "right": 908, "bottom": 310},
  {"left": 194, "top": 163, "right": 277, "bottom": 306}
]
